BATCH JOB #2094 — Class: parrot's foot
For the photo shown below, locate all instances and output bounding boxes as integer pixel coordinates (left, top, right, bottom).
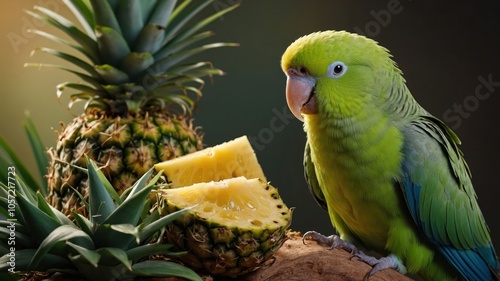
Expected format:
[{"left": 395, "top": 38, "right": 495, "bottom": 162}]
[
  {"left": 352, "top": 252, "right": 407, "bottom": 280},
  {"left": 302, "top": 230, "right": 359, "bottom": 254}
]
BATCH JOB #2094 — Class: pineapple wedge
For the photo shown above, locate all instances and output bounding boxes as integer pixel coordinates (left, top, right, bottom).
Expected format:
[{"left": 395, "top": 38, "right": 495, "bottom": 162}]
[
  {"left": 154, "top": 135, "right": 266, "bottom": 187},
  {"left": 158, "top": 177, "right": 291, "bottom": 277}
]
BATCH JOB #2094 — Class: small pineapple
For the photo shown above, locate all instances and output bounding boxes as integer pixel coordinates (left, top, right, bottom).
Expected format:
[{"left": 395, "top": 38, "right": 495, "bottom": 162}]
[
  {"left": 154, "top": 136, "right": 291, "bottom": 276},
  {"left": 27, "top": 1, "right": 238, "bottom": 215},
  {"left": 158, "top": 177, "right": 292, "bottom": 277}
]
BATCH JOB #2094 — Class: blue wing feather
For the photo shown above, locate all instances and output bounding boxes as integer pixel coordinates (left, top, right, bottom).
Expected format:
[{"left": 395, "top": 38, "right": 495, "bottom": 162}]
[{"left": 399, "top": 116, "right": 498, "bottom": 281}]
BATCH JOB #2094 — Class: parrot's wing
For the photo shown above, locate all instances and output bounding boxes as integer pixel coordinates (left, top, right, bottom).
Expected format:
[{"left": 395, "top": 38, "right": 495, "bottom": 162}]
[
  {"left": 304, "top": 140, "right": 328, "bottom": 211},
  {"left": 399, "top": 115, "right": 499, "bottom": 281}
]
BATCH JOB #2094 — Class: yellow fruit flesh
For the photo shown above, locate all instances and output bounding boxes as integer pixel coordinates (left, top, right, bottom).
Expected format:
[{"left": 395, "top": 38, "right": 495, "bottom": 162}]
[
  {"left": 154, "top": 136, "right": 266, "bottom": 188},
  {"left": 161, "top": 177, "right": 289, "bottom": 230}
]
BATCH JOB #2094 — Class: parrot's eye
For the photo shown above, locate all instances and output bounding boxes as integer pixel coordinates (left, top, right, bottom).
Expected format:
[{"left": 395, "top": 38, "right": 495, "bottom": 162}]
[{"left": 327, "top": 61, "right": 347, "bottom": 78}]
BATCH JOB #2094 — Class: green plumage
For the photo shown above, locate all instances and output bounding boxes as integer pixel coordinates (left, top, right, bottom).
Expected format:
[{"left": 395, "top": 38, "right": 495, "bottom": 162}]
[{"left": 282, "top": 30, "right": 498, "bottom": 280}]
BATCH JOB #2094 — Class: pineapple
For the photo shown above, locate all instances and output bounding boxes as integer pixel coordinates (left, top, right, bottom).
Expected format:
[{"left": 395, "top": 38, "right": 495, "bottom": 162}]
[
  {"left": 154, "top": 135, "right": 267, "bottom": 187},
  {"left": 154, "top": 137, "right": 292, "bottom": 276},
  {"left": 158, "top": 177, "right": 292, "bottom": 277},
  {"left": 27, "top": 1, "right": 238, "bottom": 215}
]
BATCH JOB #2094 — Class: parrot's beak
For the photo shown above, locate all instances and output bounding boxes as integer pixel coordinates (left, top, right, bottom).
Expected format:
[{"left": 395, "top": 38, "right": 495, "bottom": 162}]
[{"left": 285, "top": 68, "right": 318, "bottom": 122}]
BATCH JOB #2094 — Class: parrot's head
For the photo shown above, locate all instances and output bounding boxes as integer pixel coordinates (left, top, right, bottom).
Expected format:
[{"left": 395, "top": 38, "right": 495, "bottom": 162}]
[{"left": 281, "top": 30, "right": 402, "bottom": 122}]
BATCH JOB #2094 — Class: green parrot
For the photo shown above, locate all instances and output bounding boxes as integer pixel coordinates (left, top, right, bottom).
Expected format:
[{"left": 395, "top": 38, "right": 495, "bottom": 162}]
[{"left": 281, "top": 30, "right": 499, "bottom": 281}]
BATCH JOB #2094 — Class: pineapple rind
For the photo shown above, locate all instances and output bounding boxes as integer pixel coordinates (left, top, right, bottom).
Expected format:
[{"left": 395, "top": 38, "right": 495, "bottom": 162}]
[
  {"left": 158, "top": 178, "right": 292, "bottom": 277},
  {"left": 47, "top": 112, "right": 202, "bottom": 216},
  {"left": 163, "top": 212, "right": 290, "bottom": 277}
]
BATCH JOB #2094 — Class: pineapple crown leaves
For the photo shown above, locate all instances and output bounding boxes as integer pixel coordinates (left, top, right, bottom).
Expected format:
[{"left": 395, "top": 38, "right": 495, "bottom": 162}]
[
  {"left": 26, "top": 0, "right": 239, "bottom": 116},
  {"left": 0, "top": 155, "right": 201, "bottom": 281}
]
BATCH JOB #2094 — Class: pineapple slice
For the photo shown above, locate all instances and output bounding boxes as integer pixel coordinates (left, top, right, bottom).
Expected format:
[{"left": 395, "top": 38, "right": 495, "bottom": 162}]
[
  {"left": 154, "top": 136, "right": 266, "bottom": 187},
  {"left": 161, "top": 177, "right": 289, "bottom": 230},
  {"left": 158, "top": 177, "right": 291, "bottom": 277}
]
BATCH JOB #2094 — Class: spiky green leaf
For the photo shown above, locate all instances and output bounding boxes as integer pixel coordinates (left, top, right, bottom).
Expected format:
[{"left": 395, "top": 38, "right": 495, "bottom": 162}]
[
  {"left": 27, "top": 29, "right": 91, "bottom": 60},
  {"left": 0, "top": 184, "right": 25, "bottom": 227},
  {"left": 56, "top": 82, "right": 104, "bottom": 101},
  {"left": 139, "top": 0, "right": 157, "bottom": 21},
  {"left": 63, "top": 0, "right": 95, "bottom": 37},
  {"left": 33, "top": 47, "right": 100, "bottom": 78},
  {"left": 132, "top": 260, "right": 202, "bottom": 281},
  {"left": 106, "top": 0, "right": 120, "bottom": 11},
  {"left": 139, "top": 198, "right": 152, "bottom": 221},
  {"left": 29, "top": 6, "right": 99, "bottom": 62},
  {"left": 96, "top": 184, "right": 154, "bottom": 240},
  {"left": 95, "top": 26, "right": 130, "bottom": 67},
  {"left": 110, "top": 224, "right": 140, "bottom": 244},
  {"left": 0, "top": 223, "right": 35, "bottom": 249},
  {"left": 163, "top": 0, "right": 212, "bottom": 42},
  {"left": 69, "top": 185, "right": 90, "bottom": 213},
  {"left": 148, "top": 0, "right": 177, "bottom": 26},
  {"left": 26, "top": 62, "right": 102, "bottom": 90},
  {"left": 126, "top": 244, "right": 179, "bottom": 262},
  {"left": 16, "top": 191, "right": 60, "bottom": 245},
  {"left": 14, "top": 176, "right": 36, "bottom": 207},
  {"left": 86, "top": 157, "right": 116, "bottom": 225},
  {"left": 92, "top": 162, "right": 122, "bottom": 204},
  {"left": 88, "top": 0, "right": 122, "bottom": 33},
  {"left": 117, "top": 0, "right": 143, "bottom": 45},
  {"left": 138, "top": 205, "right": 160, "bottom": 230},
  {"left": 167, "top": 0, "right": 191, "bottom": 25},
  {"left": 138, "top": 207, "right": 191, "bottom": 244},
  {"left": 70, "top": 257, "right": 127, "bottom": 281},
  {"left": 154, "top": 30, "right": 214, "bottom": 61},
  {"left": 0, "top": 163, "right": 11, "bottom": 199},
  {"left": 124, "top": 167, "right": 156, "bottom": 200},
  {"left": 72, "top": 211, "right": 93, "bottom": 237},
  {"left": 134, "top": 23, "right": 166, "bottom": 54},
  {"left": 169, "top": 3, "right": 239, "bottom": 46},
  {"left": 50, "top": 206, "right": 77, "bottom": 227},
  {"left": 150, "top": 43, "right": 238, "bottom": 75},
  {"left": 66, "top": 241, "right": 101, "bottom": 268},
  {"left": 0, "top": 249, "right": 75, "bottom": 273},
  {"left": 22, "top": 113, "right": 49, "bottom": 196},
  {"left": 121, "top": 52, "right": 155, "bottom": 78},
  {"left": 29, "top": 225, "right": 94, "bottom": 269},
  {"left": 97, "top": 247, "right": 132, "bottom": 270},
  {"left": 170, "top": 61, "right": 223, "bottom": 75},
  {"left": 0, "top": 137, "right": 40, "bottom": 194},
  {"left": 35, "top": 192, "right": 58, "bottom": 220},
  {"left": 95, "top": 64, "right": 130, "bottom": 85},
  {"left": 92, "top": 223, "right": 135, "bottom": 249}
]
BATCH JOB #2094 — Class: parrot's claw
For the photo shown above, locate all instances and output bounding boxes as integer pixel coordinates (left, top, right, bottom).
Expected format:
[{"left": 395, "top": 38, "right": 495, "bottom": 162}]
[
  {"left": 352, "top": 252, "right": 407, "bottom": 280},
  {"left": 302, "top": 230, "right": 359, "bottom": 254}
]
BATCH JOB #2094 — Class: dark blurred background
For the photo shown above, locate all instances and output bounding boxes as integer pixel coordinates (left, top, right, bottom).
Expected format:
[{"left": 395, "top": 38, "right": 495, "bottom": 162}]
[{"left": 2, "top": 1, "right": 499, "bottom": 249}]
